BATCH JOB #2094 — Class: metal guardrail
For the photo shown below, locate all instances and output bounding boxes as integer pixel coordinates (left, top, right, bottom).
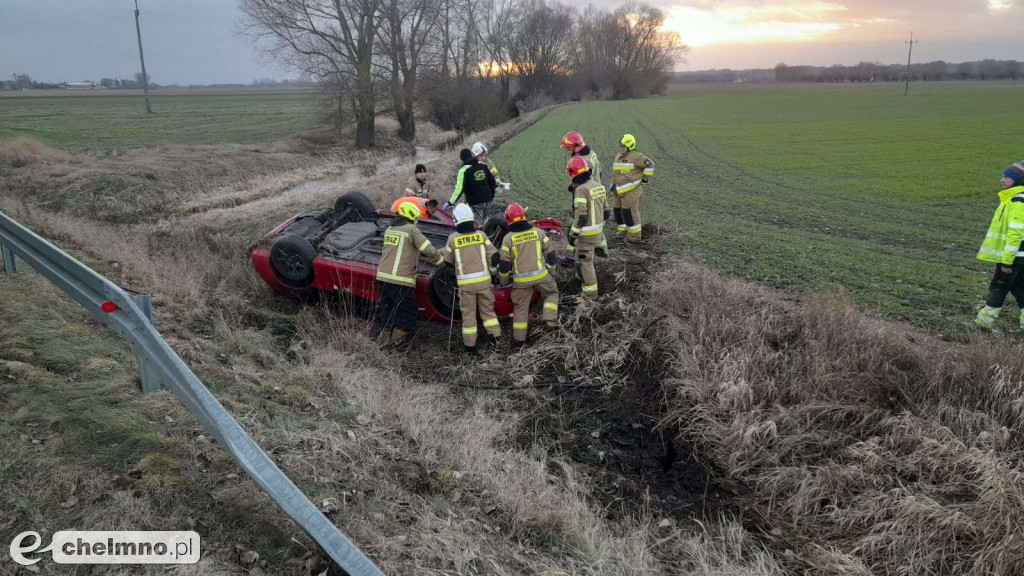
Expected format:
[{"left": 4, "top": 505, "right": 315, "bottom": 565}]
[{"left": 0, "top": 209, "right": 384, "bottom": 576}]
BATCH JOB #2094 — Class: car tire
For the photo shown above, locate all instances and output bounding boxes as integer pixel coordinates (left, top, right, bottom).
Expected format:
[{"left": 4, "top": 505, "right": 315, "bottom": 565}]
[
  {"left": 269, "top": 234, "right": 317, "bottom": 288},
  {"left": 428, "top": 266, "right": 461, "bottom": 320},
  {"left": 482, "top": 214, "right": 509, "bottom": 245},
  {"left": 334, "top": 192, "right": 377, "bottom": 222}
]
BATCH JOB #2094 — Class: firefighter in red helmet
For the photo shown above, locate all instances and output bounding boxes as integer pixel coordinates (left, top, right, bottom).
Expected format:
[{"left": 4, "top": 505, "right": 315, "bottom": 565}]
[
  {"left": 560, "top": 132, "right": 608, "bottom": 260},
  {"left": 497, "top": 203, "right": 559, "bottom": 345},
  {"left": 565, "top": 156, "right": 608, "bottom": 301}
]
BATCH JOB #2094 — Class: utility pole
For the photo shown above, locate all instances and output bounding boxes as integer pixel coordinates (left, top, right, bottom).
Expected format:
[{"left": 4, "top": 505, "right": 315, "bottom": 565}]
[
  {"left": 904, "top": 31, "right": 918, "bottom": 97},
  {"left": 134, "top": 0, "right": 153, "bottom": 113}
]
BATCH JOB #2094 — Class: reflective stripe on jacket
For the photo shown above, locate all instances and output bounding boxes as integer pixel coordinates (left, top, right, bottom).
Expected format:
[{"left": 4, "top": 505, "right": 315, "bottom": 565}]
[
  {"left": 571, "top": 178, "right": 608, "bottom": 237},
  {"left": 377, "top": 221, "right": 443, "bottom": 286},
  {"left": 499, "top": 227, "right": 552, "bottom": 284},
  {"left": 404, "top": 176, "right": 428, "bottom": 198},
  {"left": 612, "top": 150, "right": 653, "bottom": 194},
  {"left": 978, "top": 186, "right": 1024, "bottom": 265},
  {"left": 449, "top": 162, "right": 497, "bottom": 206},
  {"left": 443, "top": 231, "right": 498, "bottom": 286}
]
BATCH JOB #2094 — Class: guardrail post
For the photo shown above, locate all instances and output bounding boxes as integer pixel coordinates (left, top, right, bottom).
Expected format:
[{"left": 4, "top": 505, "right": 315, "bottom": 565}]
[
  {"left": 1, "top": 210, "right": 15, "bottom": 274},
  {"left": 131, "top": 294, "right": 162, "bottom": 394}
]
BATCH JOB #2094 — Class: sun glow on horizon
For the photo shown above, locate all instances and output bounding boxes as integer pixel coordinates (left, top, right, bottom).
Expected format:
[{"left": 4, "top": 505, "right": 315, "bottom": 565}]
[{"left": 663, "top": 2, "right": 849, "bottom": 47}]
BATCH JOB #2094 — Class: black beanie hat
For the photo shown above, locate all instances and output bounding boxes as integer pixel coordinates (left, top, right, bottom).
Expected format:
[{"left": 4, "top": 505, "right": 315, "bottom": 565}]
[
  {"left": 459, "top": 148, "right": 473, "bottom": 163},
  {"left": 415, "top": 163, "right": 426, "bottom": 174}
]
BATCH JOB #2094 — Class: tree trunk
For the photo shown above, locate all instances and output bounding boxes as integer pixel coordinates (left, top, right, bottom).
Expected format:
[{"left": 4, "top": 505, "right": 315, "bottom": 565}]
[
  {"left": 397, "top": 71, "right": 417, "bottom": 142},
  {"left": 355, "top": 60, "right": 375, "bottom": 148}
]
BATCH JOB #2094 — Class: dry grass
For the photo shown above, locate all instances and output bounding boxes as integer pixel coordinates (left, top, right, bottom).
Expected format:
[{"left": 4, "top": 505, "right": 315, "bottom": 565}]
[
  {"left": 0, "top": 137, "right": 74, "bottom": 167},
  {"left": 646, "top": 264, "right": 1024, "bottom": 575}
]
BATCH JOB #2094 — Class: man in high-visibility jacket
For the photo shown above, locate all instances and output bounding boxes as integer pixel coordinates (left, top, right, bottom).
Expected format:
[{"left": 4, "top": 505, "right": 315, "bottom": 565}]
[
  {"left": 974, "top": 161, "right": 1024, "bottom": 329},
  {"left": 560, "top": 131, "right": 608, "bottom": 260},
  {"left": 566, "top": 156, "right": 608, "bottom": 300},
  {"left": 404, "top": 164, "right": 429, "bottom": 197},
  {"left": 442, "top": 204, "right": 502, "bottom": 353},
  {"left": 612, "top": 134, "right": 654, "bottom": 241},
  {"left": 445, "top": 148, "right": 498, "bottom": 222},
  {"left": 472, "top": 142, "right": 509, "bottom": 190},
  {"left": 498, "top": 203, "right": 559, "bottom": 344},
  {"left": 376, "top": 202, "right": 445, "bottom": 348},
  {"left": 391, "top": 196, "right": 438, "bottom": 219}
]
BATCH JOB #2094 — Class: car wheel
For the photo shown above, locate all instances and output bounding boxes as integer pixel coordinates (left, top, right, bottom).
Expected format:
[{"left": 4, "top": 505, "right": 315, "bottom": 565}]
[
  {"left": 428, "top": 266, "right": 461, "bottom": 320},
  {"left": 269, "top": 234, "right": 317, "bottom": 288},
  {"left": 334, "top": 192, "right": 377, "bottom": 222},
  {"left": 482, "top": 214, "right": 509, "bottom": 245}
]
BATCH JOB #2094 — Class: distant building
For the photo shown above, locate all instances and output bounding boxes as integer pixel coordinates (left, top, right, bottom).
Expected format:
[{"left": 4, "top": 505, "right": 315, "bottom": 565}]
[{"left": 65, "top": 82, "right": 104, "bottom": 90}]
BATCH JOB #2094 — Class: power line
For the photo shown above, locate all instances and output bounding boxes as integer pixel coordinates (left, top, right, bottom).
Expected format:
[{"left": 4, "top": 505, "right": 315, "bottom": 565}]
[
  {"left": 134, "top": 0, "right": 153, "bottom": 114},
  {"left": 904, "top": 31, "right": 918, "bottom": 97}
]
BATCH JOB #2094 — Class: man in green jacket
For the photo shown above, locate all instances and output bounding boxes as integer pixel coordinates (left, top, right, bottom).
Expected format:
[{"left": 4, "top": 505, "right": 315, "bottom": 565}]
[{"left": 974, "top": 160, "right": 1024, "bottom": 329}]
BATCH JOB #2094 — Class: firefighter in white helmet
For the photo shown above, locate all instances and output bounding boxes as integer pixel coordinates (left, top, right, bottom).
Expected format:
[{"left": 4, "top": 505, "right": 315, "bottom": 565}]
[
  {"left": 442, "top": 204, "right": 502, "bottom": 353},
  {"left": 472, "top": 142, "right": 510, "bottom": 190}
]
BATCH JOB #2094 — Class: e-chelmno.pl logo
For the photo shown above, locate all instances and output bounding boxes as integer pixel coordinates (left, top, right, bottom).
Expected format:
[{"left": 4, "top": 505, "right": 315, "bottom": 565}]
[{"left": 9, "top": 531, "right": 200, "bottom": 566}]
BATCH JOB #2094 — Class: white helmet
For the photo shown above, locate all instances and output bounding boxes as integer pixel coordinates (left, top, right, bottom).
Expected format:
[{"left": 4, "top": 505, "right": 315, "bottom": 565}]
[
  {"left": 453, "top": 203, "right": 475, "bottom": 224},
  {"left": 471, "top": 142, "right": 488, "bottom": 157}
]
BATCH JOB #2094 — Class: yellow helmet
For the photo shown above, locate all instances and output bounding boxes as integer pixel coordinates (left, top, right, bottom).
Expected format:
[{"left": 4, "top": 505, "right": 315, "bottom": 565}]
[
  {"left": 396, "top": 201, "right": 421, "bottom": 222},
  {"left": 620, "top": 133, "right": 636, "bottom": 151}
]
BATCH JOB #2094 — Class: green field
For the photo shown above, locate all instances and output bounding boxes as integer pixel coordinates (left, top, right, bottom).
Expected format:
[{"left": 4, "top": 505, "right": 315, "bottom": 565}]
[
  {"left": 494, "top": 82, "right": 1024, "bottom": 332},
  {"left": 0, "top": 90, "right": 318, "bottom": 149}
]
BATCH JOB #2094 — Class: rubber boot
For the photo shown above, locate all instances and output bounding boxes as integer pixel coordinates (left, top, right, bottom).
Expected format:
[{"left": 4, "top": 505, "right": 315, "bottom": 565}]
[
  {"left": 975, "top": 306, "right": 1000, "bottom": 330},
  {"left": 389, "top": 329, "right": 411, "bottom": 351},
  {"left": 463, "top": 344, "right": 479, "bottom": 355},
  {"left": 544, "top": 321, "right": 559, "bottom": 332}
]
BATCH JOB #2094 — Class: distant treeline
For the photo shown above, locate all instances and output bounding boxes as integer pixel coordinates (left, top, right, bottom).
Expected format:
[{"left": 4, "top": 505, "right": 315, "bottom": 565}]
[{"left": 672, "top": 59, "right": 1023, "bottom": 84}]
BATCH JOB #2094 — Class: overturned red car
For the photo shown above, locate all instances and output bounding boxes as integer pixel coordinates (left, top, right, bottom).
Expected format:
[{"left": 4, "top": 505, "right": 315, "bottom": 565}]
[{"left": 251, "top": 192, "right": 564, "bottom": 321}]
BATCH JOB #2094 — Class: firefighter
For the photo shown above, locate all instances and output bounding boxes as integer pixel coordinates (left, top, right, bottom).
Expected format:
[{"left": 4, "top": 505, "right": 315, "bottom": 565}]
[
  {"left": 973, "top": 161, "right": 1024, "bottom": 330},
  {"left": 376, "top": 201, "right": 445, "bottom": 348},
  {"left": 472, "top": 142, "right": 510, "bottom": 190},
  {"left": 498, "top": 203, "right": 559, "bottom": 345},
  {"left": 612, "top": 134, "right": 654, "bottom": 241},
  {"left": 566, "top": 156, "right": 608, "bottom": 301},
  {"left": 391, "top": 196, "right": 438, "bottom": 219},
  {"left": 442, "top": 204, "right": 502, "bottom": 353},
  {"left": 560, "top": 132, "right": 608, "bottom": 260},
  {"left": 444, "top": 148, "right": 498, "bottom": 222},
  {"left": 403, "top": 164, "right": 429, "bottom": 197}
]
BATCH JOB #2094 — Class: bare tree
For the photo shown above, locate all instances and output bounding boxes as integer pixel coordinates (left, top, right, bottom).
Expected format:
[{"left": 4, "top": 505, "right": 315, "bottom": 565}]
[
  {"left": 240, "top": 0, "right": 386, "bottom": 148},
  {"left": 379, "top": 0, "right": 441, "bottom": 140},
  {"left": 508, "top": 0, "right": 574, "bottom": 96},
  {"left": 477, "top": 0, "right": 520, "bottom": 101}
]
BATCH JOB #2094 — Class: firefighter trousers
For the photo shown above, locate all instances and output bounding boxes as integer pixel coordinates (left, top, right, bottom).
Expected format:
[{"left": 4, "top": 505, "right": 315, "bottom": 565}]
[
  {"left": 459, "top": 282, "right": 501, "bottom": 347},
  {"left": 614, "top": 187, "right": 643, "bottom": 240},
  {"left": 377, "top": 281, "right": 418, "bottom": 332},
  {"left": 511, "top": 274, "right": 559, "bottom": 342},
  {"left": 574, "top": 236, "right": 599, "bottom": 299}
]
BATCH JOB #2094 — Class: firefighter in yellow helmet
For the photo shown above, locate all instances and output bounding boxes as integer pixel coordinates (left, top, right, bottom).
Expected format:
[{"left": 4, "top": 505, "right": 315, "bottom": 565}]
[
  {"left": 376, "top": 201, "right": 444, "bottom": 349},
  {"left": 560, "top": 132, "right": 608, "bottom": 261},
  {"left": 612, "top": 134, "right": 654, "bottom": 241},
  {"left": 442, "top": 204, "right": 502, "bottom": 353},
  {"left": 498, "top": 203, "right": 559, "bottom": 345},
  {"left": 566, "top": 156, "right": 608, "bottom": 301}
]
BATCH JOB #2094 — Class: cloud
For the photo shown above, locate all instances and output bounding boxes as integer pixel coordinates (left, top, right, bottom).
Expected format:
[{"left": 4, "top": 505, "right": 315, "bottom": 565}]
[{"left": 662, "top": 0, "right": 1023, "bottom": 49}]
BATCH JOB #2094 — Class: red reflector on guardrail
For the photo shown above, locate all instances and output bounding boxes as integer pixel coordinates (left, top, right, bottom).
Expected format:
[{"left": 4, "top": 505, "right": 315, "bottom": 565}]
[{"left": 101, "top": 300, "right": 118, "bottom": 313}]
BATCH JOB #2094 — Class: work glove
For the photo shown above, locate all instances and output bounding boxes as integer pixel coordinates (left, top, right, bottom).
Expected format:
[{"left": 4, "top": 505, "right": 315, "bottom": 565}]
[
  {"left": 567, "top": 234, "right": 576, "bottom": 247},
  {"left": 603, "top": 209, "right": 611, "bottom": 221},
  {"left": 442, "top": 202, "right": 451, "bottom": 211}
]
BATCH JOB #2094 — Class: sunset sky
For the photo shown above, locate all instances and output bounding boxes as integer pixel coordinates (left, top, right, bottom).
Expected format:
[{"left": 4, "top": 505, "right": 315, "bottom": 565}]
[{"left": 0, "top": 0, "right": 1022, "bottom": 84}]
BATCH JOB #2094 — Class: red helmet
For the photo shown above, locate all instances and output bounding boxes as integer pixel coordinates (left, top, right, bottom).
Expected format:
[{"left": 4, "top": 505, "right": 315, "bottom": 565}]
[
  {"left": 566, "top": 156, "right": 590, "bottom": 179},
  {"left": 505, "top": 203, "right": 527, "bottom": 225},
  {"left": 560, "top": 132, "right": 585, "bottom": 154}
]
